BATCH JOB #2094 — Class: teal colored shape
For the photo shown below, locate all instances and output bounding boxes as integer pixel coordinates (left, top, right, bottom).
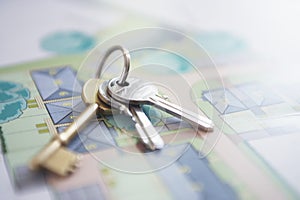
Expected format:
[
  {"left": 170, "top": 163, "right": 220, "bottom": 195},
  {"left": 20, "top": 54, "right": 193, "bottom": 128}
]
[
  {"left": 15, "top": 88, "right": 30, "bottom": 99},
  {"left": 0, "top": 81, "right": 30, "bottom": 124},
  {"left": 0, "top": 98, "right": 26, "bottom": 123},
  {"left": 0, "top": 81, "right": 21, "bottom": 91},
  {"left": 105, "top": 106, "right": 161, "bottom": 131},
  {"left": 142, "top": 105, "right": 161, "bottom": 125},
  {"left": 166, "top": 54, "right": 191, "bottom": 73},
  {"left": 197, "top": 31, "right": 246, "bottom": 55},
  {"left": 138, "top": 51, "right": 192, "bottom": 74},
  {"left": 106, "top": 114, "right": 136, "bottom": 131},
  {"left": 0, "top": 91, "right": 18, "bottom": 102},
  {"left": 40, "top": 31, "right": 95, "bottom": 54}
]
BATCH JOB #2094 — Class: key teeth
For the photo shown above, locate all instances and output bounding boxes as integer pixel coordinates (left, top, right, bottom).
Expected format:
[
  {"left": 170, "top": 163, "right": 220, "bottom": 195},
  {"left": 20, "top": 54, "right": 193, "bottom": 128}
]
[
  {"left": 162, "top": 95, "right": 169, "bottom": 100},
  {"left": 68, "top": 155, "right": 82, "bottom": 174},
  {"left": 67, "top": 167, "right": 76, "bottom": 174},
  {"left": 146, "top": 144, "right": 156, "bottom": 151},
  {"left": 138, "top": 140, "right": 155, "bottom": 152},
  {"left": 75, "top": 155, "right": 82, "bottom": 168},
  {"left": 140, "top": 136, "right": 164, "bottom": 151},
  {"left": 157, "top": 94, "right": 169, "bottom": 100},
  {"left": 36, "top": 147, "right": 81, "bottom": 176}
]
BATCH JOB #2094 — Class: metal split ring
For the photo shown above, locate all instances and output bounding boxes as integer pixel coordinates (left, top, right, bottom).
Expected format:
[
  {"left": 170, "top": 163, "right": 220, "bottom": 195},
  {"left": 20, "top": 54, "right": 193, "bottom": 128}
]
[{"left": 96, "top": 45, "right": 130, "bottom": 86}]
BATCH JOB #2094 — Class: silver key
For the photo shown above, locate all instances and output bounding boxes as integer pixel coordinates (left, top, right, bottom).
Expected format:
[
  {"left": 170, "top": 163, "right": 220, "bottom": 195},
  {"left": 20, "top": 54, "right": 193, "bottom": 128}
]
[
  {"left": 98, "top": 80, "right": 164, "bottom": 150},
  {"left": 129, "top": 105, "right": 164, "bottom": 150},
  {"left": 107, "top": 77, "right": 214, "bottom": 132},
  {"left": 98, "top": 80, "right": 132, "bottom": 117}
]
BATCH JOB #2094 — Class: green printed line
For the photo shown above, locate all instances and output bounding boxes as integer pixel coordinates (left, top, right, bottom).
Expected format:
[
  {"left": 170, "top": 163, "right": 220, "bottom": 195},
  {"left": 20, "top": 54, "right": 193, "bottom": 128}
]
[
  {"left": 0, "top": 127, "right": 7, "bottom": 154},
  {"left": 35, "top": 123, "right": 47, "bottom": 128},
  {"left": 0, "top": 54, "right": 85, "bottom": 73},
  {"left": 38, "top": 129, "right": 49, "bottom": 134},
  {"left": 28, "top": 104, "right": 38, "bottom": 108},
  {"left": 26, "top": 99, "right": 36, "bottom": 103}
]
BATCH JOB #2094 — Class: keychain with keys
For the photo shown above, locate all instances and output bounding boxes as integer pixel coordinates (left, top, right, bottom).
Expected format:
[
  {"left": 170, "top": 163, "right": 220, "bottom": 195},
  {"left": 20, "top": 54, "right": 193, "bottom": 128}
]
[
  {"left": 96, "top": 46, "right": 164, "bottom": 150},
  {"left": 98, "top": 46, "right": 213, "bottom": 143},
  {"left": 99, "top": 80, "right": 164, "bottom": 150},
  {"left": 84, "top": 78, "right": 164, "bottom": 151},
  {"left": 30, "top": 45, "right": 213, "bottom": 176},
  {"left": 30, "top": 46, "right": 165, "bottom": 176}
]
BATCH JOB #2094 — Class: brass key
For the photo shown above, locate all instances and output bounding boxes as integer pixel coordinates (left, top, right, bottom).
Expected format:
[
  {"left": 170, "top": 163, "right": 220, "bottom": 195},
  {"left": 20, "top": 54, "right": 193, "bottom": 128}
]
[{"left": 29, "top": 79, "right": 112, "bottom": 176}]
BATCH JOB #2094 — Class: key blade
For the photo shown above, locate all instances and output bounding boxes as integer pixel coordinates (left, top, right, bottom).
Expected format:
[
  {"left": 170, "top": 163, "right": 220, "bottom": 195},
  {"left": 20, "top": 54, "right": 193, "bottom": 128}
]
[
  {"left": 150, "top": 96, "right": 214, "bottom": 132},
  {"left": 107, "top": 77, "right": 213, "bottom": 131},
  {"left": 59, "top": 103, "right": 99, "bottom": 144},
  {"left": 130, "top": 106, "right": 164, "bottom": 150},
  {"left": 134, "top": 123, "right": 156, "bottom": 151}
]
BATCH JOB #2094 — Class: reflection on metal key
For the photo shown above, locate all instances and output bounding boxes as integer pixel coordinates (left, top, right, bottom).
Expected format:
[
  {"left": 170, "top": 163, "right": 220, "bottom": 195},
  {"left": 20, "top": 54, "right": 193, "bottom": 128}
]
[
  {"left": 107, "top": 77, "right": 214, "bottom": 132},
  {"left": 98, "top": 80, "right": 164, "bottom": 150}
]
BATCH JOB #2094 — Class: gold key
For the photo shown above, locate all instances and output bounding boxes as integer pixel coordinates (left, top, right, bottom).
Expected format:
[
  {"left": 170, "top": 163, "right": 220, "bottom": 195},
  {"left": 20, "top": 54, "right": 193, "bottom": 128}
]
[
  {"left": 29, "top": 79, "right": 111, "bottom": 176},
  {"left": 30, "top": 45, "right": 142, "bottom": 175}
]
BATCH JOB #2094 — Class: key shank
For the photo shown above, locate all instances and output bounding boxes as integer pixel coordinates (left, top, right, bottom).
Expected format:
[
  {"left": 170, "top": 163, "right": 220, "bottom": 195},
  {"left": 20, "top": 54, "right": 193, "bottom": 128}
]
[
  {"left": 149, "top": 96, "right": 214, "bottom": 132},
  {"left": 58, "top": 103, "right": 99, "bottom": 144},
  {"left": 129, "top": 106, "right": 164, "bottom": 150}
]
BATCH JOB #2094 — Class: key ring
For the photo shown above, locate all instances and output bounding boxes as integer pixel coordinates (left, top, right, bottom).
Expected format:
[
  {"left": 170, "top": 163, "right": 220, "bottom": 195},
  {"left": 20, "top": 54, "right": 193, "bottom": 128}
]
[{"left": 96, "top": 45, "right": 130, "bottom": 86}]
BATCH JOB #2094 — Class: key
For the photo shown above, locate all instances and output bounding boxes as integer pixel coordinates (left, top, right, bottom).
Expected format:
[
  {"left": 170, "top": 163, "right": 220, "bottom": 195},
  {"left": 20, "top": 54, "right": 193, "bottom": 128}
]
[
  {"left": 98, "top": 80, "right": 164, "bottom": 150},
  {"left": 29, "top": 79, "right": 112, "bottom": 176},
  {"left": 129, "top": 105, "right": 165, "bottom": 150},
  {"left": 107, "top": 77, "right": 214, "bottom": 132}
]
